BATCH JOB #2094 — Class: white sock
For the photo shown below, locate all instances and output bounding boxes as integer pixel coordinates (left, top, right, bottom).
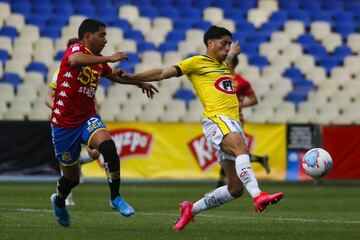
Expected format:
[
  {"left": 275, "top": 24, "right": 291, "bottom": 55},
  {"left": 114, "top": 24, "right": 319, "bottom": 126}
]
[
  {"left": 192, "top": 185, "right": 235, "bottom": 215},
  {"left": 235, "top": 154, "right": 261, "bottom": 198}
]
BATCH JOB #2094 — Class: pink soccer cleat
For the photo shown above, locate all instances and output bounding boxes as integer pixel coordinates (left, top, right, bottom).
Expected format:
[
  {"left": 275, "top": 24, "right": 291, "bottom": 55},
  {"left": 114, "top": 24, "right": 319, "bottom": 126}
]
[
  {"left": 253, "top": 192, "right": 284, "bottom": 213},
  {"left": 173, "top": 201, "right": 194, "bottom": 231}
]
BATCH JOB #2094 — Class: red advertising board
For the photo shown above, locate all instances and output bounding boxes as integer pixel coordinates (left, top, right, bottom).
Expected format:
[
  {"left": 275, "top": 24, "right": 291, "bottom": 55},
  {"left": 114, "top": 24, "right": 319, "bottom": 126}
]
[{"left": 323, "top": 126, "right": 360, "bottom": 179}]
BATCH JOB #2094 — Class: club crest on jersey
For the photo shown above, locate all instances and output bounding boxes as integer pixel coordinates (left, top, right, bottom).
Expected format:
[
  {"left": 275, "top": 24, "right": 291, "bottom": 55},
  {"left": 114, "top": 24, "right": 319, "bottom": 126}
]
[{"left": 214, "top": 76, "right": 236, "bottom": 94}]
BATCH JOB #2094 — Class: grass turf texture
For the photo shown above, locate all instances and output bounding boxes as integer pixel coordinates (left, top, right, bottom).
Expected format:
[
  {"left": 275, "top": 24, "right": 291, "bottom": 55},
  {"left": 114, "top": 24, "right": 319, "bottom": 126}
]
[{"left": 0, "top": 181, "right": 359, "bottom": 240}]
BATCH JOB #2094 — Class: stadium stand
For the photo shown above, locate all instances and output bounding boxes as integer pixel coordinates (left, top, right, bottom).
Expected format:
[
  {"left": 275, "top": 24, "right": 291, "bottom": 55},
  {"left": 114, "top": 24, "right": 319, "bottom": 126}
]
[{"left": 0, "top": 0, "right": 359, "bottom": 125}]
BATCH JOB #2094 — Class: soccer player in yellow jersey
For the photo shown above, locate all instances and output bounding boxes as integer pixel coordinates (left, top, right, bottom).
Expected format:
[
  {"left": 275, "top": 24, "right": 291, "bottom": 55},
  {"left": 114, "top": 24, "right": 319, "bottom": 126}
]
[{"left": 125, "top": 26, "right": 284, "bottom": 231}]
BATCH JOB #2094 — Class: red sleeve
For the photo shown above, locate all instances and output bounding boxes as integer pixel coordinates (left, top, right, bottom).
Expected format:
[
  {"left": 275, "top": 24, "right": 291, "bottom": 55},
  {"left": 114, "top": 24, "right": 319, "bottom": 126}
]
[
  {"left": 102, "top": 63, "right": 113, "bottom": 76},
  {"left": 237, "top": 75, "right": 255, "bottom": 97}
]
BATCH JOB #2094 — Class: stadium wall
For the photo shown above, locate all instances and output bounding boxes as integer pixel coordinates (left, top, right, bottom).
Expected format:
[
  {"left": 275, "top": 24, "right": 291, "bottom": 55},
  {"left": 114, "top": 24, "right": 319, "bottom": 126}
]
[{"left": 1, "top": 121, "right": 359, "bottom": 180}]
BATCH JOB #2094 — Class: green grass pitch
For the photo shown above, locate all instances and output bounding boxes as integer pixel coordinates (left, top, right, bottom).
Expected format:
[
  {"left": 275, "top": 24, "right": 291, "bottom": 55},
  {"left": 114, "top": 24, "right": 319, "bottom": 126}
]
[{"left": 0, "top": 181, "right": 359, "bottom": 240}]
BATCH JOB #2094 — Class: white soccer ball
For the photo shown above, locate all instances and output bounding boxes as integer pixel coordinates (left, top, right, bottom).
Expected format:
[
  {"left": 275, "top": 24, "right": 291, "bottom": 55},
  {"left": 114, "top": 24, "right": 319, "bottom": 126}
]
[{"left": 302, "top": 148, "right": 333, "bottom": 178}]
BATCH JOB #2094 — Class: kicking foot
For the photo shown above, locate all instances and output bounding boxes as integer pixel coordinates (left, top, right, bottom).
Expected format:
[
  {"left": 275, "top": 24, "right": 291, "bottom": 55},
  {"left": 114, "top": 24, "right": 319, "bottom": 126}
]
[
  {"left": 173, "top": 201, "right": 194, "bottom": 231},
  {"left": 50, "top": 193, "right": 71, "bottom": 227},
  {"left": 110, "top": 196, "right": 135, "bottom": 217},
  {"left": 254, "top": 192, "right": 284, "bottom": 213}
]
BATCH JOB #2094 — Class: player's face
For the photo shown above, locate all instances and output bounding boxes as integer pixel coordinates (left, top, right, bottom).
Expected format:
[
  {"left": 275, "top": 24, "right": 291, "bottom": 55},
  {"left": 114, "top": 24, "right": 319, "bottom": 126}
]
[
  {"left": 209, "top": 35, "right": 232, "bottom": 62},
  {"left": 88, "top": 26, "right": 107, "bottom": 54}
]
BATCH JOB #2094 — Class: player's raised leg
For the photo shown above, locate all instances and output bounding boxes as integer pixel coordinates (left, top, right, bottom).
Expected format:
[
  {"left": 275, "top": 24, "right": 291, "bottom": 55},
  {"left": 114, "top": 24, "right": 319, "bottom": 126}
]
[
  {"left": 89, "top": 128, "right": 135, "bottom": 217},
  {"left": 221, "top": 132, "right": 284, "bottom": 213}
]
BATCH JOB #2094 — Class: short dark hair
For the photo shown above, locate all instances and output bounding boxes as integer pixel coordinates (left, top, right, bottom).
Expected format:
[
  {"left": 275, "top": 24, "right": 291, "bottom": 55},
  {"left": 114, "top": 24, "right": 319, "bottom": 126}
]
[
  {"left": 203, "top": 26, "right": 232, "bottom": 47},
  {"left": 78, "top": 19, "right": 106, "bottom": 40},
  {"left": 67, "top": 38, "right": 79, "bottom": 47},
  {"left": 230, "top": 55, "right": 239, "bottom": 68}
]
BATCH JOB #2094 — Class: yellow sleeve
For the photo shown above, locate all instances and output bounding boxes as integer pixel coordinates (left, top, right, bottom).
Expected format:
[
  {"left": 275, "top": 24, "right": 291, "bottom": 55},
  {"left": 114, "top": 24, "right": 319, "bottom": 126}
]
[
  {"left": 176, "top": 56, "right": 197, "bottom": 76},
  {"left": 50, "top": 69, "right": 59, "bottom": 90}
]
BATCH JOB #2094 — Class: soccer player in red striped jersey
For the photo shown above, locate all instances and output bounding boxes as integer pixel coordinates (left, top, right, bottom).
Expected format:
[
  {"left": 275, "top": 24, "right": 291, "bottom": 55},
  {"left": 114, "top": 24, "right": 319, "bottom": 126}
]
[{"left": 50, "top": 19, "right": 158, "bottom": 227}]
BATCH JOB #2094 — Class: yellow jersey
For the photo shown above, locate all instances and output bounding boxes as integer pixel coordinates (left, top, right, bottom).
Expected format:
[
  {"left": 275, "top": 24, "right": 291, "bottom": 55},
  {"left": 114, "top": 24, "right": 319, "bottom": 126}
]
[{"left": 176, "top": 55, "right": 239, "bottom": 121}]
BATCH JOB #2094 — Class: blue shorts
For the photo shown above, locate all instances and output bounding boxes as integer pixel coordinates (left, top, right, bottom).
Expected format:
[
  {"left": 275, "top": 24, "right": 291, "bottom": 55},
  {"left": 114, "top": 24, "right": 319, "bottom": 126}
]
[{"left": 51, "top": 114, "right": 106, "bottom": 166}]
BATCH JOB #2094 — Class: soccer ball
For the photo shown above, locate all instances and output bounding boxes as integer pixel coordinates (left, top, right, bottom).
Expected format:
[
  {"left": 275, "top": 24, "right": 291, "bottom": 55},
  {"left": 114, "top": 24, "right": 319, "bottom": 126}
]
[{"left": 302, "top": 148, "right": 333, "bottom": 178}]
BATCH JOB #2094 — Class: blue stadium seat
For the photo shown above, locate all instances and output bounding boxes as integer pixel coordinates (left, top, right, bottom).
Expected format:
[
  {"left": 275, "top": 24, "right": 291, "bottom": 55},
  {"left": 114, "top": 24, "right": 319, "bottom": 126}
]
[
  {"left": 192, "top": 21, "right": 212, "bottom": 31},
  {"left": 133, "top": 0, "right": 152, "bottom": 6},
  {"left": 11, "top": 3, "right": 31, "bottom": 16},
  {"left": 173, "top": 0, "right": 192, "bottom": 8},
  {"left": 333, "top": 46, "right": 352, "bottom": 59},
  {"left": 55, "top": 51, "right": 65, "bottom": 61},
  {"left": 112, "top": 0, "right": 133, "bottom": 8},
  {"left": 158, "top": 42, "right": 178, "bottom": 53},
  {"left": 139, "top": 7, "right": 159, "bottom": 19},
  {"left": 158, "top": 7, "right": 179, "bottom": 19},
  {"left": 41, "top": 27, "right": 61, "bottom": 40},
  {"left": 290, "top": 11, "right": 311, "bottom": 27},
  {"left": 173, "top": 20, "right": 192, "bottom": 31},
  {"left": 0, "top": 26, "right": 18, "bottom": 40},
  {"left": 297, "top": 34, "right": 316, "bottom": 51},
  {"left": 116, "top": 61, "right": 136, "bottom": 73},
  {"left": 109, "top": 19, "right": 131, "bottom": 33},
  {"left": 127, "top": 53, "right": 141, "bottom": 63},
  {"left": 179, "top": 8, "right": 201, "bottom": 21},
  {"left": 212, "top": 0, "right": 233, "bottom": 9},
  {"left": 234, "top": 0, "right": 256, "bottom": 11},
  {"left": 26, "top": 62, "right": 48, "bottom": 77},
  {"left": 245, "top": 33, "right": 269, "bottom": 45},
  {"left": 124, "top": 30, "right": 144, "bottom": 42},
  {"left": 225, "top": 9, "right": 247, "bottom": 22},
  {"left": 284, "top": 67, "right": 303, "bottom": 83},
  {"left": 137, "top": 42, "right": 156, "bottom": 52},
  {"left": 1, "top": 73, "right": 22, "bottom": 88},
  {"left": 241, "top": 43, "right": 258, "bottom": 58},
  {"left": 322, "top": 1, "right": 344, "bottom": 11},
  {"left": 174, "top": 88, "right": 196, "bottom": 105},
  {"left": 152, "top": 0, "right": 172, "bottom": 7},
  {"left": 235, "top": 22, "right": 256, "bottom": 38},
  {"left": 334, "top": 22, "right": 356, "bottom": 40},
  {"left": 74, "top": 5, "right": 96, "bottom": 18},
  {"left": 99, "top": 77, "right": 113, "bottom": 89},
  {"left": 32, "top": 4, "right": 53, "bottom": 18},
  {"left": 53, "top": 4, "right": 73, "bottom": 18},
  {"left": 300, "top": 1, "right": 321, "bottom": 12},
  {"left": 26, "top": 15, "right": 48, "bottom": 29},
  {"left": 192, "top": 0, "right": 212, "bottom": 10},
  {"left": 312, "top": 12, "right": 333, "bottom": 23},
  {"left": 166, "top": 30, "right": 185, "bottom": 42},
  {"left": 0, "top": 49, "right": 10, "bottom": 65},
  {"left": 249, "top": 55, "right": 269, "bottom": 69},
  {"left": 319, "top": 58, "right": 339, "bottom": 75},
  {"left": 306, "top": 45, "right": 327, "bottom": 62},
  {"left": 258, "top": 23, "right": 280, "bottom": 37},
  {"left": 333, "top": 12, "right": 354, "bottom": 22},
  {"left": 285, "top": 91, "right": 308, "bottom": 106},
  {"left": 269, "top": 10, "right": 288, "bottom": 26},
  {"left": 279, "top": 0, "right": 299, "bottom": 11},
  {"left": 47, "top": 17, "right": 68, "bottom": 29}
]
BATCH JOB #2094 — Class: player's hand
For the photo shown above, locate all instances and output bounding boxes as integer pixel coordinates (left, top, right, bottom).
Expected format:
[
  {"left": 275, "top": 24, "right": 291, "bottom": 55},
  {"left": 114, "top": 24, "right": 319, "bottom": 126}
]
[
  {"left": 229, "top": 40, "right": 241, "bottom": 56},
  {"left": 139, "top": 82, "right": 159, "bottom": 98},
  {"left": 113, "top": 68, "right": 128, "bottom": 77},
  {"left": 108, "top": 52, "right": 128, "bottom": 62}
]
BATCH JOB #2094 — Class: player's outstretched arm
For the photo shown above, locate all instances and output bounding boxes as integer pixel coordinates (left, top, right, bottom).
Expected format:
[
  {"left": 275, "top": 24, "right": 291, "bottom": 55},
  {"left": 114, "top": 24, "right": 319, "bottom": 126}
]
[
  {"left": 226, "top": 40, "right": 240, "bottom": 64},
  {"left": 68, "top": 52, "right": 128, "bottom": 67},
  {"left": 107, "top": 69, "right": 159, "bottom": 98},
  {"left": 126, "top": 66, "right": 179, "bottom": 82},
  {"left": 240, "top": 94, "right": 258, "bottom": 108}
]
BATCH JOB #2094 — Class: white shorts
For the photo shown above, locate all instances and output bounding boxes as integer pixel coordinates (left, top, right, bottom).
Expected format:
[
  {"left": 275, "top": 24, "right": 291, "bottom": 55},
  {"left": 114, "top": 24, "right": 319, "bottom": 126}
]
[{"left": 202, "top": 115, "right": 247, "bottom": 162}]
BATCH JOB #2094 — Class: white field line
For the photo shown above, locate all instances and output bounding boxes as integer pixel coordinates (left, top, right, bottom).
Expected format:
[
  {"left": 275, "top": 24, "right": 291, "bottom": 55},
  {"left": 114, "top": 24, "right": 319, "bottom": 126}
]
[{"left": 5, "top": 208, "right": 360, "bottom": 225}]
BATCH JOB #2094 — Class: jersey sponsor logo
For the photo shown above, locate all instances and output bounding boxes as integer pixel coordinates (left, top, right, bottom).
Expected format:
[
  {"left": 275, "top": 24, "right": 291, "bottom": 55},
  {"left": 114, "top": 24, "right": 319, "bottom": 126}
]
[
  {"left": 63, "top": 72, "right": 73, "bottom": 78},
  {"left": 214, "top": 76, "right": 236, "bottom": 94},
  {"left": 188, "top": 133, "right": 254, "bottom": 171},
  {"left": 61, "top": 81, "right": 71, "bottom": 88},
  {"left": 109, "top": 129, "right": 153, "bottom": 160}
]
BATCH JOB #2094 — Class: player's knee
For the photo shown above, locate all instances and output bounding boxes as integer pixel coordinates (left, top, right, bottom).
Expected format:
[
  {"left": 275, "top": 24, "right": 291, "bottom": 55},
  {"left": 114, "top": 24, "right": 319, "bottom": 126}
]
[{"left": 89, "top": 149, "right": 101, "bottom": 159}]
